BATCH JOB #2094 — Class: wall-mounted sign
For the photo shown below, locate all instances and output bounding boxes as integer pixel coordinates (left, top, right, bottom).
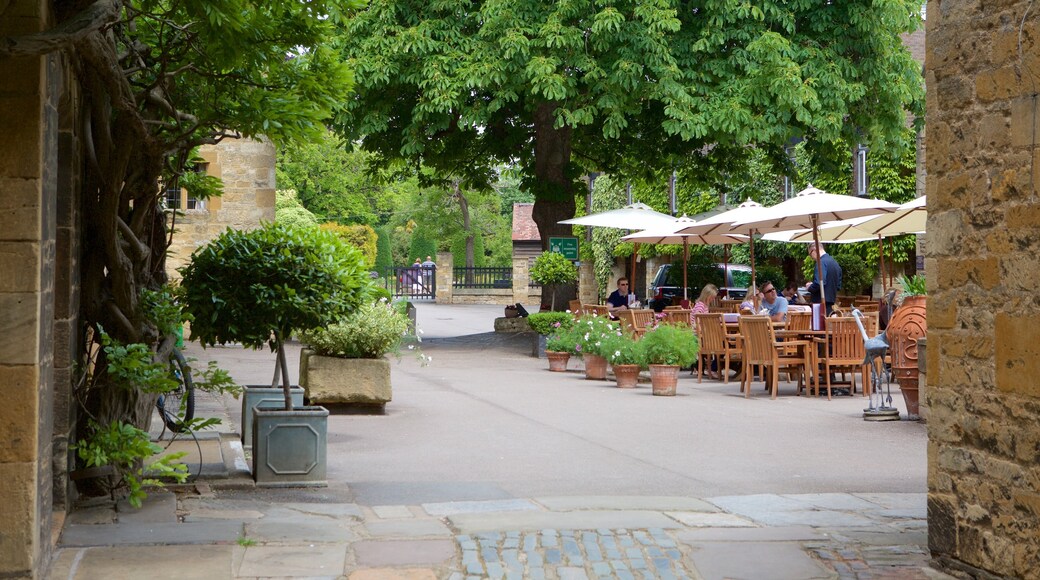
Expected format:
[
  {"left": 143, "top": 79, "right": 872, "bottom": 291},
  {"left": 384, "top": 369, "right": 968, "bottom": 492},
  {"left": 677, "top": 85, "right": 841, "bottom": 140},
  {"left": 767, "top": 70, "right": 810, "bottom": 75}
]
[{"left": 548, "top": 237, "right": 579, "bottom": 260}]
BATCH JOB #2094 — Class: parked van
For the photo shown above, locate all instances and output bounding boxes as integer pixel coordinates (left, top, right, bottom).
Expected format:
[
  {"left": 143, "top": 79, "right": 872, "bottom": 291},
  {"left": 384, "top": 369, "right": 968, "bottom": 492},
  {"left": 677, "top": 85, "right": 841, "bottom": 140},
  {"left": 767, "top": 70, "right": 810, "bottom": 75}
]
[{"left": 648, "top": 263, "right": 753, "bottom": 309}]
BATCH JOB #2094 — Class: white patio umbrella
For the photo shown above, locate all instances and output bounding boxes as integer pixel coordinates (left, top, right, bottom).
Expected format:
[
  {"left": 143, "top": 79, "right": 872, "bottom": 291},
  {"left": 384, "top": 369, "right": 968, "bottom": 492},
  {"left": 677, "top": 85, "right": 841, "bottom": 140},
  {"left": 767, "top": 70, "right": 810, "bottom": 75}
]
[
  {"left": 676, "top": 198, "right": 773, "bottom": 308},
  {"left": 762, "top": 196, "right": 926, "bottom": 290},
  {"left": 622, "top": 215, "right": 749, "bottom": 301},
  {"left": 734, "top": 185, "right": 898, "bottom": 325},
  {"left": 559, "top": 202, "right": 677, "bottom": 284}
]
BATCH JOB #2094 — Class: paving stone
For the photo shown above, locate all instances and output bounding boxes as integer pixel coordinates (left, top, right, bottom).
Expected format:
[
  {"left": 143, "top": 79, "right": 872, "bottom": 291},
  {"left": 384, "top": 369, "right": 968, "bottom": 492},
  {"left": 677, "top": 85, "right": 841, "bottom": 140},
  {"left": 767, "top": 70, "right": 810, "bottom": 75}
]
[
  {"left": 448, "top": 510, "right": 683, "bottom": 534},
  {"left": 740, "top": 509, "right": 881, "bottom": 528},
  {"left": 182, "top": 509, "right": 265, "bottom": 522},
  {"left": 421, "top": 499, "right": 539, "bottom": 516},
  {"left": 778, "top": 493, "right": 881, "bottom": 511},
  {"left": 281, "top": 502, "right": 365, "bottom": 518},
  {"left": 486, "top": 562, "right": 505, "bottom": 579},
  {"left": 558, "top": 567, "right": 590, "bottom": 580},
  {"left": 245, "top": 520, "right": 357, "bottom": 543},
  {"left": 62, "top": 545, "right": 235, "bottom": 579},
  {"left": 237, "top": 544, "right": 346, "bottom": 577},
  {"left": 686, "top": 541, "right": 833, "bottom": 580},
  {"left": 353, "top": 539, "right": 456, "bottom": 567},
  {"left": 675, "top": 525, "right": 825, "bottom": 543},
  {"left": 363, "top": 518, "right": 452, "bottom": 538},
  {"left": 116, "top": 491, "right": 178, "bottom": 524},
  {"left": 372, "top": 504, "right": 415, "bottom": 519},
  {"left": 851, "top": 493, "right": 927, "bottom": 511},
  {"left": 534, "top": 496, "right": 719, "bottom": 513},
  {"left": 349, "top": 569, "right": 438, "bottom": 580},
  {"left": 60, "top": 521, "right": 243, "bottom": 547},
  {"left": 666, "top": 511, "right": 758, "bottom": 528},
  {"left": 706, "top": 493, "right": 816, "bottom": 516},
  {"left": 65, "top": 506, "right": 116, "bottom": 525}
]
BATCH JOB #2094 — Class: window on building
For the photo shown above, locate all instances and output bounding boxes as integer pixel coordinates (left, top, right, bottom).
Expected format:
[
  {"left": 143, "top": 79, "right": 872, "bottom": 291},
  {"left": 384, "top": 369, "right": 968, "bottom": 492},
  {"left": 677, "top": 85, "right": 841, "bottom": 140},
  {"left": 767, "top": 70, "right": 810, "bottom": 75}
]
[{"left": 164, "top": 163, "right": 208, "bottom": 210}]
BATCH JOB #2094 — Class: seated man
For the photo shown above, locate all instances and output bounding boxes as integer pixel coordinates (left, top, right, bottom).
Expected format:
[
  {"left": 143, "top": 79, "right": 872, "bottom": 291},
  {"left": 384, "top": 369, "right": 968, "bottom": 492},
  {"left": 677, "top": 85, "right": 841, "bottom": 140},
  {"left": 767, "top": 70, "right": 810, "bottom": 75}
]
[
  {"left": 758, "top": 282, "right": 788, "bottom": 323},
  {"left": 606, "top": 277, "right": 633, "bottom": 316}
]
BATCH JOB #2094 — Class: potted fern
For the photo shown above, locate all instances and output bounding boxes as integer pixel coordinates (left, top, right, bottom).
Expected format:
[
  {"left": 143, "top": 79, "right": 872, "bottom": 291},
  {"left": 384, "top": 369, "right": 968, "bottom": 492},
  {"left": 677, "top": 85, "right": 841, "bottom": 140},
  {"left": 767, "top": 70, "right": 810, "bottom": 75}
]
[
  {"left": 640, "top": 323, "right": 699, "bottom": 396},
  {"left": 179, "top": 222, "right": 372, "bottom": 486}
]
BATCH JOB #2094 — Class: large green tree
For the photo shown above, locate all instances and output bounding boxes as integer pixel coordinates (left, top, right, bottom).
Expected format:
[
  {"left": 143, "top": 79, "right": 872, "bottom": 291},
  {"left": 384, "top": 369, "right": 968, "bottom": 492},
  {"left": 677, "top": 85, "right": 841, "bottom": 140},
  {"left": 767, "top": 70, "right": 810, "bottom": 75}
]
[
  {"left": 335, "top": 0, "right": 924, "bottom": 249},
  {"left": 2, "top": 0, "right": 360, "bottom": 432}
]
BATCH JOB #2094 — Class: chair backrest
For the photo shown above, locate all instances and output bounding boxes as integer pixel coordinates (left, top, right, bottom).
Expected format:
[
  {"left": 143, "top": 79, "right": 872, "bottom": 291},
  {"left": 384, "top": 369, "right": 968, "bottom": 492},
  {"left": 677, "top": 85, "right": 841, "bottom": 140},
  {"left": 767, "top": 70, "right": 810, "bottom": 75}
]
[
  {"left": 738, "top": 315, "right": 777, "bottom": 366},
  {"left": 837, "top": 296, "right": 856, "bottom": 308},
  {"left": 860, "top": 311, "right": 880, "bottom": 337},
  {"left": 632, "top": 310, "right": 657, "bottom": 331},
  {"left": 663, "top": 305, "right": 686, "bottom": 311},
  {"left": 663, "top": 309, "right": 692, "bottom": 327},
  {"left": 584, "top": 304, "right": 610, "bottom": 317},
  {"left": 694, "top": 313, "right": 728, "bottom": 353},
  {"left": 823, "top": 317, "right": 866, "bottom": 362},
  {"left": 855, "top": 301, "right": 880, "bottom": 313},
  {"left": 616, "top": 310, "right": 638, "bottom": 335},
  {"left": 787, "top": 311, "right": 812, "bottom": 332},
  {"left": 720, "top": 299, "right": 742, "bottom": 313},
  {"left": 568, "top": 299, "right": 583, "bottom": 315}
]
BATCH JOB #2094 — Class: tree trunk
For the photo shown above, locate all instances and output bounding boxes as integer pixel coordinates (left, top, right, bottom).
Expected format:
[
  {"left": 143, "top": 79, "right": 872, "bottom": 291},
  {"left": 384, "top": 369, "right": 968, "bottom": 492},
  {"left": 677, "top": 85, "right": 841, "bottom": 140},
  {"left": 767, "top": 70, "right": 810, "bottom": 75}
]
[{"left": 531, "top": 102, "right": 578, "bottom": 310}]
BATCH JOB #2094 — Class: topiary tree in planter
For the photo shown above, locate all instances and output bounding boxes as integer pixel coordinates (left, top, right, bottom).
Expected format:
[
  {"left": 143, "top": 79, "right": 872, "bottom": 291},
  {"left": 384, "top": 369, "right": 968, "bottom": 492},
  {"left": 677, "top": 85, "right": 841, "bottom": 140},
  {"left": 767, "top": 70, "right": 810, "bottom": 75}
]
[
  {"left": 530, "top": 251, "right": 579, "bottom": 311},
  {"left": 179, "top": 222, "right": 373, "bottom": 409}
]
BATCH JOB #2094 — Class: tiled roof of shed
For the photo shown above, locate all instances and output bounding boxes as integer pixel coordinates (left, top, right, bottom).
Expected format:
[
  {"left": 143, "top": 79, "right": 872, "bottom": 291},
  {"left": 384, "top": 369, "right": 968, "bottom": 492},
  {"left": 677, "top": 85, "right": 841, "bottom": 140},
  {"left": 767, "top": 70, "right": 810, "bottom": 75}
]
[{"left": 512, "top": 203, "right": 541, "bottom": 241}]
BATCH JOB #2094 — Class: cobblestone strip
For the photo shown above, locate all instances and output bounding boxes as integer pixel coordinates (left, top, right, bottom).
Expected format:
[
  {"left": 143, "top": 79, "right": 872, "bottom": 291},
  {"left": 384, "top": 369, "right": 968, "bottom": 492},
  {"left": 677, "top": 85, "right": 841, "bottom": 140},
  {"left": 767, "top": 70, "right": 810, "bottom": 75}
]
[
  {"left": 453, "top": 528, "right": 692, "bottom": 579},
  {"left": 810, "top": 543, "right": 933, "bottom": 580}
]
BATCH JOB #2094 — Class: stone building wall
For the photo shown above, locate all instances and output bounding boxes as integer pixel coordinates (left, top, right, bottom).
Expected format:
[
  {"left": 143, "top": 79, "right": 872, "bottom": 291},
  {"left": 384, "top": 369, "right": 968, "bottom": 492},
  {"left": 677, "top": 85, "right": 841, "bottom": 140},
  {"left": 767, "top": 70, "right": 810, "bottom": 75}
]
[
  {"left": 925, "top": 1, "right": 1040, "bottom": 577},
  {"left": 0, "top": 1, "right": 74, "bottom": 576},
  {"left": 165, "top": 138, "right": 276, "bottom": 278}
]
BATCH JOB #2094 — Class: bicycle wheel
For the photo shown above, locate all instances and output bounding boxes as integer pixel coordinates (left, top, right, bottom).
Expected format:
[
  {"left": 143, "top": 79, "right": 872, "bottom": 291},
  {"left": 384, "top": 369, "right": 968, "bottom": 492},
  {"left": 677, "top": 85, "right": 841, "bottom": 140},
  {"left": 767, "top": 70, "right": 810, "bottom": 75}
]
[{"left": 157, "top": 348, "right": 195, "bottom": 432}]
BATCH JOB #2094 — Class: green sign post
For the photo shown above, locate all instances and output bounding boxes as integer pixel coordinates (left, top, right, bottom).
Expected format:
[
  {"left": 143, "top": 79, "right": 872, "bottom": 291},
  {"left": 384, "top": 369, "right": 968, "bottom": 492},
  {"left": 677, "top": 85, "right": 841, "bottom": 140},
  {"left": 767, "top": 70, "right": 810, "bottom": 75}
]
[{"left": 548, "top": 236, "right": 579, "bottom": 260}]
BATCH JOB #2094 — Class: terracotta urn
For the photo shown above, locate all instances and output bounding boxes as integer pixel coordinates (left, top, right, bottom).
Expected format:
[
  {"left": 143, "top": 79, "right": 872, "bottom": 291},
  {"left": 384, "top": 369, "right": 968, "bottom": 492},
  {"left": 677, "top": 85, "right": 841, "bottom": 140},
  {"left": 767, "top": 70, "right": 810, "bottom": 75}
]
[
  {"left": 583, "top": 353, "right": 609, "bottom": 380},
  {"left": 887, "top": 295, "right": 926, "bottom": 419},
  {"left": 612, "top": 364, "right": 641, "bottom": 389},
  {"left": 545, "top": 351, "right": 571, "bottom": 372},
  {"left": 649, "top": 364, "right": 680, "bottom": 396}
]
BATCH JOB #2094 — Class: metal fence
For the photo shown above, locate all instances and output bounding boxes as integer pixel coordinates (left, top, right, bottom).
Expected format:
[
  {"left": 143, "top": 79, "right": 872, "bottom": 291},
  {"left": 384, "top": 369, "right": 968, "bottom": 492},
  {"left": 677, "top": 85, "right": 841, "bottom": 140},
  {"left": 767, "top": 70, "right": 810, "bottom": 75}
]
[
  {"left": 384, "top": 266, "right": 436, "bottom": 300},
  {"left": 453, "top": 266, "right": 512, "bottom": 289}
]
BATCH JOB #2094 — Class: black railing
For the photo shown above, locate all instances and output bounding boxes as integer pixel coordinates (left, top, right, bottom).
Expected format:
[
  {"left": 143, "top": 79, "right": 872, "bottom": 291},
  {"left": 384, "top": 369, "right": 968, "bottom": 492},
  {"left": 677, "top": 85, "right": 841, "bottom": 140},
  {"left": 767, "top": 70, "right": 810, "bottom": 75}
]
[
  {"left": 384, "top": 266, "right": 436, "bottom": 299},
  {"left": 453, "top": 267, "right": 512, "bottom": 289}
]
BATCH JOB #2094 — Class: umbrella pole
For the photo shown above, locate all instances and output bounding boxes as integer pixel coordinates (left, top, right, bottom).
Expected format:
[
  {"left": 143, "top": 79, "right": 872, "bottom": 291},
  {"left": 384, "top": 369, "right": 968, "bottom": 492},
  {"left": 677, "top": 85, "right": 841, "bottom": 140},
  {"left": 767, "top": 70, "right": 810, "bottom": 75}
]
[
  {"left": 811, "top": 216, "right": 824, "bottom": 329},
  {"left": 682, "top": 238, "right": 689, "bottom": 302},
  {"left": 723, "top": 245, "right": 729, "bottom": 298},
  {"left": 889, "top": 237, "right": 896, "bottom": 288},
  {"left": 750, "top": 234, "right": 758, "bottom": 311},
  {"left": 631, "top": 242, "right": 639, "bottom": 295},
  {"left": 878, "top": 235, "right": 887, "bottom": 294}
]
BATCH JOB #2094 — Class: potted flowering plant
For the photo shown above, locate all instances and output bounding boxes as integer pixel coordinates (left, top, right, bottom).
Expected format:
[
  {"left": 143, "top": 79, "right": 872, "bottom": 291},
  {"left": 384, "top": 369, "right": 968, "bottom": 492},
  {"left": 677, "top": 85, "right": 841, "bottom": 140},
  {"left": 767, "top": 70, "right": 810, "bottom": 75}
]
[
  {"left": 572, "top": 315, "right": 621, "bottom": 380},
  {"left": 544, "top": 324, "right": 581, "bottom": 371},
  {"left": 527, "top": 311, "right": 576, "bottom": 358},
  {"left": 299, "top": 299, "right": 421, "bottom": 411},
  {"left": 598, "top": 332, "right": 645, "bottom": 389},
  {"left": 640, "top": 323, "right": 699, "bottom": 396}
]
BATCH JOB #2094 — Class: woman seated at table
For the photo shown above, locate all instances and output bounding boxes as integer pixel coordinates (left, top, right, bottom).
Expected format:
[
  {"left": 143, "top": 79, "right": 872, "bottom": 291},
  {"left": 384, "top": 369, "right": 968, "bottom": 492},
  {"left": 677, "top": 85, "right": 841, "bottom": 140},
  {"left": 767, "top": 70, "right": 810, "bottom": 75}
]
[
  {"left": 690, "top": 284, "right": 722, "bottom": 379},
  {"left": 739, "top": 285, "right": 758, "bottom": 315}
]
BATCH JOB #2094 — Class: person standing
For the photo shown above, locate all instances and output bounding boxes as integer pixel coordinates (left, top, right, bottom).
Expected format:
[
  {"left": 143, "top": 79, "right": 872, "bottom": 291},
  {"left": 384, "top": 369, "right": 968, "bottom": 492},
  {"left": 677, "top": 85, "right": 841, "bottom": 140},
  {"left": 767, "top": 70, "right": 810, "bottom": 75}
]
[
  {"left": 805, "top": 243, "right": 842, "bottom": 315},
  {"left": 758, "top": 282, "right": 788, "bottom": 322},
  {"left": 421, "top": 255, "right": 436, "bottom": 268}
]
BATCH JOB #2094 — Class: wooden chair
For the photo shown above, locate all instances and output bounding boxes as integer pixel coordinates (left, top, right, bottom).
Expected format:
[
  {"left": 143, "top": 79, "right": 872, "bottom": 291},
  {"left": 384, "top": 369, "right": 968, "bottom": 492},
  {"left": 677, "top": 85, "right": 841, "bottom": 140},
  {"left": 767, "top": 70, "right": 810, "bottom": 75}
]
[
  {"left": 738, "top": 316, "right": 809, "bottom": 399},
  {"left": 720, "top": 299, "right": 742, "bottom": 313},
  {"left": 694, "top": 314, "right": 740, "bottom": 384},
  {"left": 583, "top": 304, "right": 610, "bottom": 318},
  {"left": 662, "top": 309, "right": 693, "bottom": 328},
  {"left": 663, "top": 305, "right": 686, "bottom": 311},
  {"left": 813, "top": 317, "right": 869, "bottom": 400},
  {"left": 786, "top": 311, "right": 812, "bottom": 332},
  {"left": 568, "top": 299, "right": 583, "bottom": 317},
  {"left": 616, "top": 309, "right": 657, "bottom": 338}
]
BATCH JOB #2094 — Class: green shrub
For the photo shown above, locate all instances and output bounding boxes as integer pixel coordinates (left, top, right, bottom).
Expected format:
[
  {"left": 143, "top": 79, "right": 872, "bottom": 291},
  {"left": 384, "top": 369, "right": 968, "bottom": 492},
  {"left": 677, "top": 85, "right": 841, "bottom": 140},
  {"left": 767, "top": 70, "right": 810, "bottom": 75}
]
[
  {"left": 599, "top": 333, "right": 645, "bottom": 367},
  {"left": 571, "top": 315, "right": 621, "bottom": 357},
  {"left": 640, "top": 323, "right": 699, "bottom": 367},
  {"left": 527, "top": 312, "right": 574, "bottom": 336},
  {"left": 300, "top": 300, "right": 412, "bottom": 359}
]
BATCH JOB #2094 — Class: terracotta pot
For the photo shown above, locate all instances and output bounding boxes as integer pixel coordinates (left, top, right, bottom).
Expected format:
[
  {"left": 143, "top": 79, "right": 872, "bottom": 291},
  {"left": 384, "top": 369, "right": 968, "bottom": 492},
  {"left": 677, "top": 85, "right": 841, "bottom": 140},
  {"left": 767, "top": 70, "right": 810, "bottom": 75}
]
[
  {"left": 888, "top": 295, "right": 926, "bottom": 419},
  {"left": 649, "top": 364, "right": 680, "bottom": 396},
  {"left": 612, "top": 364, "right": 641, "bottom": 389},
  {"left": 546, "top": 351, "right": 571, "bottom": 372},
  {"left": 583, "top": 353, "right": 609, "bottom": 380}
]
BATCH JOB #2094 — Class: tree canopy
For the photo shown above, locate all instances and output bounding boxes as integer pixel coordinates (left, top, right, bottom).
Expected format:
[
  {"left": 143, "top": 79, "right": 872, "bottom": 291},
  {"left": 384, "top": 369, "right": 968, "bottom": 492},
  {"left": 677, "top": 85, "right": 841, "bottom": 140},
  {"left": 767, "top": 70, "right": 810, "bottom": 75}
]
[{"left": 335, "top": 0, "right": 925, "bottom": 246}]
